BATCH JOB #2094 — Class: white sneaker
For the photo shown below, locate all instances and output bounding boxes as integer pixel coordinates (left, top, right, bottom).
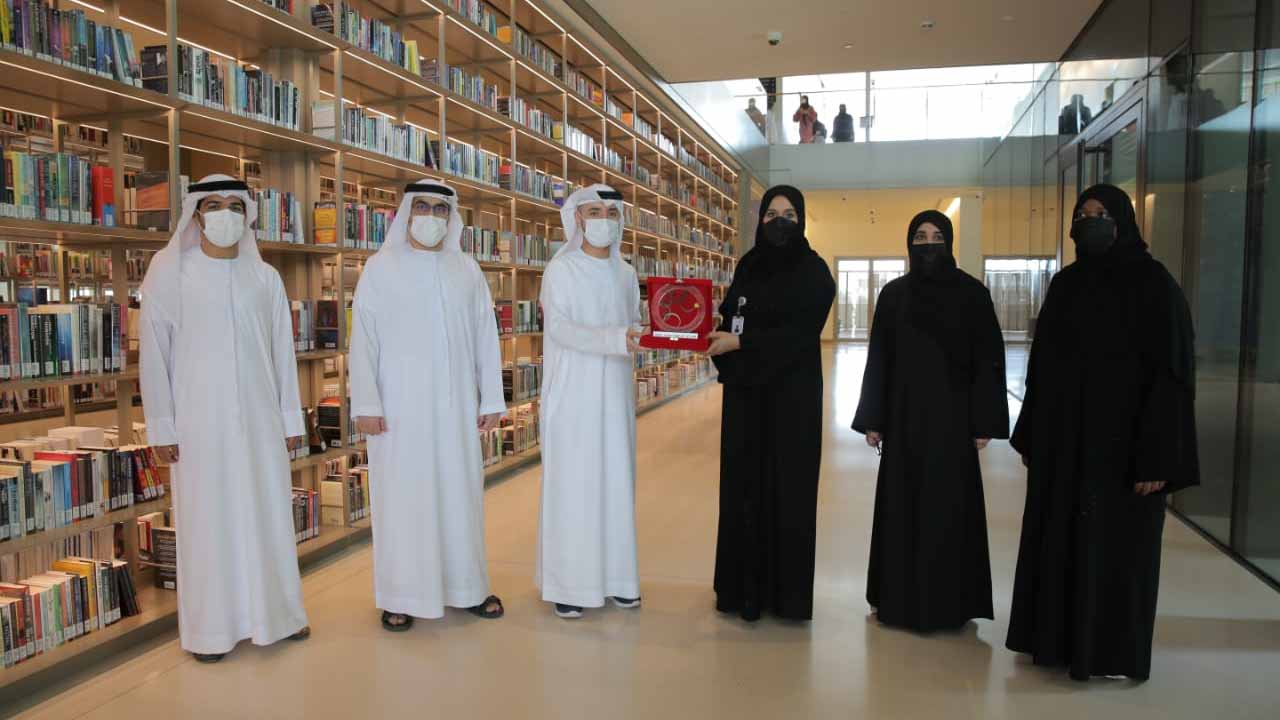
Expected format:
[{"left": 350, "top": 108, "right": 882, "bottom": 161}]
[{"left": 610, "top": 596, "right": 642, "bottom": 609}]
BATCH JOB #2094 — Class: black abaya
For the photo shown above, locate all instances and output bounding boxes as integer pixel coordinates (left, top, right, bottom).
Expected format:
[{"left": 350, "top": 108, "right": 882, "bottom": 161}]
[
  {"left": 852, "top": 210, "right": 1010, "bottom": 632},
  {"left": 1007, "top": 184, "right": 1199, "bottom": 681},
  {"left": 712, "top": 185, "right": 836, "bottom": 622}
]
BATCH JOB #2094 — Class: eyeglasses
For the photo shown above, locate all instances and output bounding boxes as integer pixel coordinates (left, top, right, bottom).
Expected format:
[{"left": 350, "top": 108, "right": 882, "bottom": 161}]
[{"left": 413, "top": 202, "right": 451, "bottom": 218}]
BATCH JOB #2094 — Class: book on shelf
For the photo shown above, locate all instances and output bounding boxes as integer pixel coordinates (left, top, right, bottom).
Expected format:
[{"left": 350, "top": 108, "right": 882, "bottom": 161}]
[
  {"left": 0, "top": 2, "right": 144, "bottom": 88},
  {"left": 149, "top": 524, "right": 176, "bottom": 590},
  {"left": 313, "top": 300, "right": 339, "bottom": 351},
  {"left": 320, "top": 464, "right": 368, "bottom": 525},
  {"left": 435, "top": 140, "right": 500, "bottom": 187},
  {"left": 313, "top": 200, "right": 337, "bottom": 245},
  {"left": 253, "top": 188, "right": 302, "bottom": 244},
  {"left": 291, "top": 488, "right": 318, "bottom": 544},
  {"left": 0, "top": 302, "right": 127, "bottom": 381},
  {"left": 0, "top": 557, "right": 139, "bottom": 669},
  {"left": 461, "top": 226, "right": 501, "bottom": 263},
  {"left": 317, "top": 2, "right": 420, "bottom": 75},
  {"left": 314, "top": 101, "right": 436, "bottom": 168},
  {"left": 344, "top": 203, "right": 393, "bottom": 250},
  {"left": 443, "top": 0, "right": 501, "bottom": 38},
  {"left": 290, "top": 300, "right": 315, "bottom": 353},
  {"left": 0, "top": 142, "right": 105, "bottom": 226},
  {"left": 129, "top": 171, "right": 188, "bottom": 231},
  {"left": 140, "top": 44, "right": 300, "bottom": 131}
]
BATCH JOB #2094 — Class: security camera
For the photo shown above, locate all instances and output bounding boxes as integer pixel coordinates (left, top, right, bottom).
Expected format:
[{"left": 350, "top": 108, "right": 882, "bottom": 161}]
[{"left": 767, "top": 31, "right": 783, "bottom": 46}]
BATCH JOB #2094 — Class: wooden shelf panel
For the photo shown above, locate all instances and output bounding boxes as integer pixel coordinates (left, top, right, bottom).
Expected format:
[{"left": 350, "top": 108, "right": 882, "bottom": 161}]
[
  {"left": 0, "top": 217, "right": 167, "bottom": 247},
  {"left": 179, "top": 107, "right": 338, "bottom": 155},
  {"left": 257, "top": 242, "right": 342, "bottom": 256},
  {"left": 328, "top": 46, "right": 442, "bottom": 111},
  {"left": 296, "top": 350, "right": 344, "bottom": 362},
  {"left": 0, "top": 583, "right": 177, "bottom": 691},
  {"left": 0, "top": 496, "right": 170, "bottom": 556},
  {"left": 290, "top": 442, "right": 367, "bottom": 472},
  {"left": 0, "top": 369, "right": 139, "bottom": 394},
  {"left": 0, "top": 48, "right": 171, "bottom": 119}
]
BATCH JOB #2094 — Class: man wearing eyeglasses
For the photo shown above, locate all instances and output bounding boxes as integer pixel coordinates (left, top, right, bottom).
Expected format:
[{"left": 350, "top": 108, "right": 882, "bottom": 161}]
[{"left": 349, "top": 180, "right": 508, "bottom": 632}]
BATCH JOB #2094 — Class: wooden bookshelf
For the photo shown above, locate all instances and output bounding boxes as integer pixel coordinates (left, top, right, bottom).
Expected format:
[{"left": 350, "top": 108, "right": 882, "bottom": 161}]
[{"left": 0, "top": 0, "right": 738, "bottom": 689}]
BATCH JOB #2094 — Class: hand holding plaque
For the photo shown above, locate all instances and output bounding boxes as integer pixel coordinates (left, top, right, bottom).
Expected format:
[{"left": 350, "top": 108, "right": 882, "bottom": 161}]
[{"left": 640, "top": 277, "right": 714, "bottom": 352}]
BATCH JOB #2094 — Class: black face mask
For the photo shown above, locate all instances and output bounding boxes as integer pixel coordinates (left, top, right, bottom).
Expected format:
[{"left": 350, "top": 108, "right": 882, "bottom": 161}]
[
  {"left": 1071, "top": 216, "right": 1117, "bottom": 258},
  {"left": 762, "top": 216, "right": 800, "bottom": 248},
  {"left": 909, "top": 243, "right": 952, "bottom": 278}
]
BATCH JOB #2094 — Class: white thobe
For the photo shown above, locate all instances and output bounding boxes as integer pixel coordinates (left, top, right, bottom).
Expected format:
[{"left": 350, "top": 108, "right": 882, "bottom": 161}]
[
  {"left": 537, "top": 252, "right": 641, "bottom": 606},
  {"left": 139, "top": 248, "right": 308, "bottom": 655},
  {"left": 349, "top": 248, "right": 506, "bottom": 618}
]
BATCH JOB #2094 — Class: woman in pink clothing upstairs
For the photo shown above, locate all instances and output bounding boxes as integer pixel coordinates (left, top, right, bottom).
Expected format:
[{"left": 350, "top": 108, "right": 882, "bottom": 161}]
[{"left": 793, "top": 95, "right": 818, "bottom": 143}]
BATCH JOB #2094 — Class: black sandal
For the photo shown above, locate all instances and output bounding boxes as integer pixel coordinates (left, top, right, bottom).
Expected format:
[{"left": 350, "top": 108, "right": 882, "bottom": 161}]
[
  {"left": 466, "top": 595, "right": 505, "bottom": 619},
  {"left": 381, "top": 611, "right": 413, "bottom": 632},
  {"left": 290, "top": 626, "right": 311, "bottom": 641},
  {"left": 193, "top": 652, "right": 226, "bottom": 663}
]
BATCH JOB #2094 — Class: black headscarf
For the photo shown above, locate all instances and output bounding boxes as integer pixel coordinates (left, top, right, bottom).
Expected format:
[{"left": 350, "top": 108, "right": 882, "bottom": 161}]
[
  {"left": 904, "top": 210, "right": 970, "bottom": 385},
  {"left": 1071, "top": 183, "right": 1149, "bottom": 265},
  {"left": 748, "top": 185, "right": 811, "bottom": 276}
]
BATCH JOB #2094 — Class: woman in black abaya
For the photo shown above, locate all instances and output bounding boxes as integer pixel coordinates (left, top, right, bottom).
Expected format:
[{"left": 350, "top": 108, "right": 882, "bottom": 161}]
[
  {"left": 1007, "top": 184, "right": 1199, "bottom": 681},
  {"left": 852, "top": 210, "right": 1009, "bottom": 632},
  {"left": 706, "top": 185, "right": 835, "bottom": 622}
]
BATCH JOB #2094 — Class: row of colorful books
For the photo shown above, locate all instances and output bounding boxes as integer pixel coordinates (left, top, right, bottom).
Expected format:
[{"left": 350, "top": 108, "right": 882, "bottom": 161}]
[
  {"left": 140, "top": 45, "right": 301, "bottom": 132},
  {"left": 1, "top": 431, "right": 165, "bottom": 543},
  {"left": 0, "top": 302, "right": 127, "bottom": 381},
  {"left": 504, "top": 357, "right": 542, "bottom": 402},
  {"left": 313, "top": 101, "right": 436, "bottom": 168},
  {"left": 1, "top": 146, "right": 115, "bottom": 227},
  {"left": 442, "top": 0, "right": 502, "bottom": 38},
  {"left": 425, "top": 60, "right": 500, "bottom": 112},
  {"left": 635, "top": 357, "right": 714, "bottom": 405},
  {"left": 0, "top": 1, "right": 144, "bottom": 88},
  {"left": 500, "top": 163, "right": 563, "bottom": 204},
  {"left": 291, "top": 488, "right": 319, "bottom": 545},
  {"left": 0, "top": 554, "right": 141, "bottom": 669},
  {"left": 479, "top": 403, "right": 541, "bottom": 467},
  {"left": 502, "top": 25, "right": 560, "bottom": 79},
  {"left": 290, "top": 299, "right": 341, "bottom": 353},
  {"left": 320, "top": 463, "right": 368, "bottom": 526},
  {"left": 250, "top": 188, "right": 303, "bottom": 244},
  {"left": 630, "top": 256, "right": 674, "bottom": 280},
  {"left": 498, "top": 95, "right": 561, "bottom": 141},
  {"left": 438, "top": 140, "right": 500, "bottom": 187},
  {"left": 319, "top": 2, "right": 422, "bottom": 75}
]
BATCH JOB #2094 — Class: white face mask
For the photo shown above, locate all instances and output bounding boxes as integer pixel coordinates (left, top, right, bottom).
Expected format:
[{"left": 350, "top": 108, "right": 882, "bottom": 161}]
[
  {"left": 201, "top": 208, "right": 245, "bottom": 248},
  {"left": 410, "top": 215, "right": 449, "bottom": 248},
  {"left": 583, "top": 217, "right": 621, "bottom": 249}
]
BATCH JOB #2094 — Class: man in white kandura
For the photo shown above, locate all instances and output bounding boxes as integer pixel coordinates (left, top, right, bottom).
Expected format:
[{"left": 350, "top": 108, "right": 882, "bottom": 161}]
[
  {"left": 538, "top": 184, "right": 646, "bottom": 619},
  {"left": 139, "top": 174, "right": 310, "bottom": 663},
  {"left": 350, "top": 181, "right": 507, "bottom": 631}
]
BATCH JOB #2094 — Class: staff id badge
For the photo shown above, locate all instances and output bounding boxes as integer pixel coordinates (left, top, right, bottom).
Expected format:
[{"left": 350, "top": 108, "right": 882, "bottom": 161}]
[{"left": 731, "top": 297, "right": 746, "bottom": 335}]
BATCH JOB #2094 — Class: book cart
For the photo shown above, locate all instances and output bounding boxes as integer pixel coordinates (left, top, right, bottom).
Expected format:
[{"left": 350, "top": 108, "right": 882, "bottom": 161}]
[{"left": 0, "top": 0, "right": 741, "bottom": 701}]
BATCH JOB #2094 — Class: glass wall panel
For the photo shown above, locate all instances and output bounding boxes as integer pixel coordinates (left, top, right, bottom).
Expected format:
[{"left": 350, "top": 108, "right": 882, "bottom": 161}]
[
  {"left": 1151, "top": 0, "right": 1192, "bottom": 61},
  {"left": 1172, "top": 36, "right": 1254, "bottom": 543},
  {"left": 1146, "top": 54, "right": 1192, "bottom": 279},
  {"left": 1240, "top": 1, "right": 1280, "bottom": 582}
]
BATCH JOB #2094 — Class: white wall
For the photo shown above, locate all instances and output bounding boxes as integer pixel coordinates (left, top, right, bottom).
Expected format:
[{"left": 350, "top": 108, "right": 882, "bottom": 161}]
[{"left": 769, "top": 138, "right": 990, "bottom": 190}]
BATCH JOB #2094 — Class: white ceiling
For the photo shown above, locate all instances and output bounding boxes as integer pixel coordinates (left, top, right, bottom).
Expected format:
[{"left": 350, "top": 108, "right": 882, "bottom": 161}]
[{"left": 580, "top": 0, "right": 1104, "bottom": 82}]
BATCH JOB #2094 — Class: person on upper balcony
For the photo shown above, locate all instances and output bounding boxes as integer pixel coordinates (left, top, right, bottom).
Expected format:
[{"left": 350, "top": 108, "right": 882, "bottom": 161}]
[
  {"left": 793, "top": 95, "right": 818, "bottom": 143},
  {"left": 832, "top": 104, "right": 855, "bottom": 142}
]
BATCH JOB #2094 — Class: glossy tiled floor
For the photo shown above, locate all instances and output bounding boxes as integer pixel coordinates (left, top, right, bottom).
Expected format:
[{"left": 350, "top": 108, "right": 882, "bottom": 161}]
[{"left": 15, "top": 345, "right": 1280, "bottom": 720}]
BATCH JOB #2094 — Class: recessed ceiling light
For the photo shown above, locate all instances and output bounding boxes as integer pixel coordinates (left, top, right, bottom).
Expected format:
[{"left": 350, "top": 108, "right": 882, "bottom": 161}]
[
  {"left": 1001, "top": 15, "right": 1015, "bottom": 21},
  {"left": 843, "top": 42, "right": 853, "bottom": 49}
]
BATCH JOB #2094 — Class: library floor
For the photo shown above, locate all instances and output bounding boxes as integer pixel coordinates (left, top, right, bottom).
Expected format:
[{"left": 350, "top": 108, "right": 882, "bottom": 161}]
[{"left": 15, "top": 345, "right": 1280, "bottom": 720}]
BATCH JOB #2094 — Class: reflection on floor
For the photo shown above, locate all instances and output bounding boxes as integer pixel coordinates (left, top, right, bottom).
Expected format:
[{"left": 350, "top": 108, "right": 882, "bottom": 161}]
[{"left": 14, "top": 346, "right": 1280, "bottom": 720}]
